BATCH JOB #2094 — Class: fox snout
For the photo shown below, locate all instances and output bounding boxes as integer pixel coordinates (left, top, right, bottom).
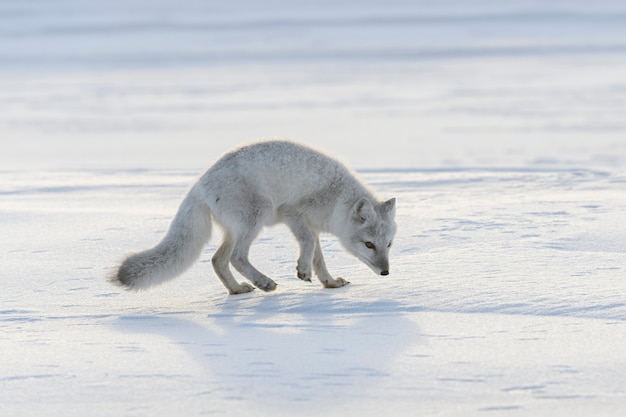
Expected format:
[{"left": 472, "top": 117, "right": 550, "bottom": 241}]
[{"left": 374, "top": 257, "right": 390, "bottom": 276}]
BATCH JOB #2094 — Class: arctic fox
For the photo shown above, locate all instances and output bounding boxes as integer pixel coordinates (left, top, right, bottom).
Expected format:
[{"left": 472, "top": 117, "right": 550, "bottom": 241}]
[{"left": 111, "top": 140, "right": 397, "bottom": 295}]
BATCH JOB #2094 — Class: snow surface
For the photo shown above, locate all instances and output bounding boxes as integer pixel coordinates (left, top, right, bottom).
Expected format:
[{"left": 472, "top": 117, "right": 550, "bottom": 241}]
[{"left": 2, "top": 1, "right": 626, "bottom": 416}]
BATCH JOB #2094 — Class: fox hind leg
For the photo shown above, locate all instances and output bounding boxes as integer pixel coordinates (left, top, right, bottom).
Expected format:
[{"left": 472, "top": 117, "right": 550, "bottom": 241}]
[
  {"left": 212, "top": 233, "right": 255, "bottom": 295},
  {"left": 228, "top": 204, "right": 277, "bottom": 292},
  {"left": 230, "top": 233, "right": 278, "bottom": 292}
]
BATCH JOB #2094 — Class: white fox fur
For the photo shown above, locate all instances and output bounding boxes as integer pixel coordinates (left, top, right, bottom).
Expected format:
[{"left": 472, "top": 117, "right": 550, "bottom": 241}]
[{"left": 111, "top": 140, "right": 397, "bottom": 295}]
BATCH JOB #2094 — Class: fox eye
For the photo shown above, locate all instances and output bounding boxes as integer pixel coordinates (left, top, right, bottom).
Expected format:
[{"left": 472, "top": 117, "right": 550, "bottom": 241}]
[
  {"left": 364, "top": 242, "right": 376, "bottom": 250},
  {"left": 388, "top": 241, "right": 393, "bottom": 248}
]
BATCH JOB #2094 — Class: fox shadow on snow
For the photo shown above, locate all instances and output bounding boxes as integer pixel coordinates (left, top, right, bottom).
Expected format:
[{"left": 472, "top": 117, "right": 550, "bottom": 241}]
[{"left": 112, "top": 290, "right": 423, "bottom": 410}]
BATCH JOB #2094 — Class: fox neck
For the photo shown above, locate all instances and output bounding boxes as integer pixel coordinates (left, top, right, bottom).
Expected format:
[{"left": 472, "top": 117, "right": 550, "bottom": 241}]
[{"left": 328, "top": 187, "right": 376, "bottom": 238}]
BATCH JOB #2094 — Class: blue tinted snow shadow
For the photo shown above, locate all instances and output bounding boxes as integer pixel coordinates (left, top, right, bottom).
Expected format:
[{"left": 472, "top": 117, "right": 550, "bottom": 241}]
[{"left": 112, "top": 296, "right": 423, "bottom": 410}]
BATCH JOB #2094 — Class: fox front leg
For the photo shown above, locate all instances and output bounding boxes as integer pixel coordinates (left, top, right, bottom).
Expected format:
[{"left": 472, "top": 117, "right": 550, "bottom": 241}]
[
  {"left": 284, "top": 215, "right": 315, "bottom": 282},
  {"left": 313, "top": 237, "right": 350, "bottom": 289}
]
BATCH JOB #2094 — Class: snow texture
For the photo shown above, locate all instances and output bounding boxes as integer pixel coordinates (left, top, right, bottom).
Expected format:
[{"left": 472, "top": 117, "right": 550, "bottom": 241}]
[{"left": 2, "top": 1, "right": 626, "bottom": 416}]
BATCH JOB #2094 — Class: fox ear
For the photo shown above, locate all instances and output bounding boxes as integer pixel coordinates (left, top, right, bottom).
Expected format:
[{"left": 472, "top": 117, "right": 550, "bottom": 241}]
[
  {"left": 353, "top": 198, "right": 375, "bottom": 224},
  {"left": 381, "top": 198, "right": 396, "bottom": 216}
]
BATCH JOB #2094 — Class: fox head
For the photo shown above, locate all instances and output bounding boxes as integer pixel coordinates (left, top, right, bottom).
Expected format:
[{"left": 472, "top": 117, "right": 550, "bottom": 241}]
[{"left": 342, "top": 197, "right": 397, "bottom": 276}]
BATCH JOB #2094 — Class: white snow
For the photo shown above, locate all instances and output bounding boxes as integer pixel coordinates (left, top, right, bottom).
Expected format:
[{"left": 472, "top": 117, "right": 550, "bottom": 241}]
[{"left": 2, "top": 1, "right": 626, "bottom": 416}]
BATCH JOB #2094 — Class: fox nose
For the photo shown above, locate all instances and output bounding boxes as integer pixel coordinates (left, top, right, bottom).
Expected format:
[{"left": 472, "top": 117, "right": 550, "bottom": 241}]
[{"left": 380, "top": 270, "right": 389, "bottom": 276}]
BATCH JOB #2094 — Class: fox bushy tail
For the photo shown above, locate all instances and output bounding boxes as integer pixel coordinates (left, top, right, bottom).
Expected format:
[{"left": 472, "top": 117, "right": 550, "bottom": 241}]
[{"left": 111, "top": 189, "right": 212, "bottom": 290}]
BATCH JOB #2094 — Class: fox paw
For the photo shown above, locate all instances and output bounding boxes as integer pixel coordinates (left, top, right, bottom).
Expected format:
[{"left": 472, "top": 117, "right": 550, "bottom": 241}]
[
  {"left": 255, "top": 279, "right": 278, "bottom": 292},
  {"left": 229, "top": 283, "right": 255, "bottom": 295},
  {"left": 321, "top": 277, "right": 350, "bottom": 289},
  {"left": 296, "top": 267, "right": 312, "bottom": 282}
]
